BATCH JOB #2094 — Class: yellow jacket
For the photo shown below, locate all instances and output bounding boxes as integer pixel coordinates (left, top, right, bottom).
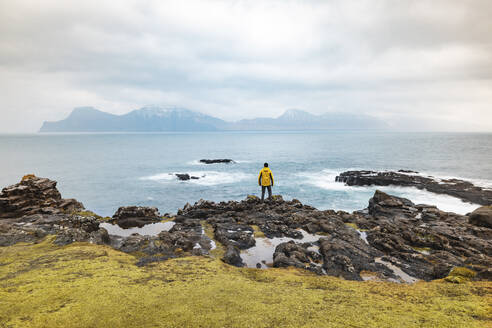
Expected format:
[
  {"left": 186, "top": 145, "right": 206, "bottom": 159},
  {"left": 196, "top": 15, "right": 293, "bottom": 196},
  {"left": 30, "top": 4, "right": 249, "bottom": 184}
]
[{"left": 258, "top": 167, "right": 274, "bottom": 186}]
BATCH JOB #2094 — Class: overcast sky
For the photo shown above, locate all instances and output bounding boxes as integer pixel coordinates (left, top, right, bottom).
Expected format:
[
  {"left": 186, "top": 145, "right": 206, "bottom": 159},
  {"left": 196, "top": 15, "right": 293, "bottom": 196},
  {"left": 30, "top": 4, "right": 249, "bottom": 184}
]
[{"left": 0, "top": 0, "right": 491, "bottom": 132}]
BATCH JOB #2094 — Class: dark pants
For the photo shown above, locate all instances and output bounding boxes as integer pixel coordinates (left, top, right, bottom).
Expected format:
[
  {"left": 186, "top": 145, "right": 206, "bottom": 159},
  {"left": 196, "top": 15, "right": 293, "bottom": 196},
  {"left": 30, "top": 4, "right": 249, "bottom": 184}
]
[{"left": 261, "top": 185, "right": 272, "bottom": 201}]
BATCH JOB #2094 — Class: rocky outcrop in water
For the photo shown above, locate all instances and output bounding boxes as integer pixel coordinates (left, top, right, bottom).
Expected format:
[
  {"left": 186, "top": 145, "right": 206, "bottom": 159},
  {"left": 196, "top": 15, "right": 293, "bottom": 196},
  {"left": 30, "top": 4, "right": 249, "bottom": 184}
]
[
  {"left": 336, "top": 170, "right": 492, "bottom": 205},
  {"left": 0, "top": 175, "right": 84, "bottom": 219},
  {"left": 111, "top": 206, "right": 161, "bottom": 228},
  {"left": 175, "top": 174, "right": 200, "bottom": 181},
  {"left": 199, "top": 159, "right": 235, "bottom": 164}
]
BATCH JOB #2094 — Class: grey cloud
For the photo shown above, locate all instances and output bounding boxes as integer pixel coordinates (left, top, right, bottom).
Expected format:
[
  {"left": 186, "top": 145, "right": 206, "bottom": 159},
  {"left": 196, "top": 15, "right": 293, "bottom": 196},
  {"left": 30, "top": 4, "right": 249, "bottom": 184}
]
[{"left": 0, "top": 0, "right": 491, "bottom": 132}]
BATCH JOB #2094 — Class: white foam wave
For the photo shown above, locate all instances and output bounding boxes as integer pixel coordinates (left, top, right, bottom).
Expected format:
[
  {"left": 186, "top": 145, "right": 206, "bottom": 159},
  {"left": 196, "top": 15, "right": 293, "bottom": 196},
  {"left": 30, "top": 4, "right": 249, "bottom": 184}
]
[
  {"left": 300, "top": 169, "right": 481, "bottom": 215},
  {"left": 187, "top": 160, "right": 206, "bottom": 165},
  {"left": 376, "top": 186, "right": 479, "bottom": 214},
  {"left": 141, "top": 171, "right": 254, "bottom": 186},
  {"left": 140, "top": 173, "right": 176, "bottom": 181},
  {"left": 296, "top": 169, "right": 358, "bottom": 191},
  {"left": 188, "top": 171, "right": 253, "bottom": 186}
]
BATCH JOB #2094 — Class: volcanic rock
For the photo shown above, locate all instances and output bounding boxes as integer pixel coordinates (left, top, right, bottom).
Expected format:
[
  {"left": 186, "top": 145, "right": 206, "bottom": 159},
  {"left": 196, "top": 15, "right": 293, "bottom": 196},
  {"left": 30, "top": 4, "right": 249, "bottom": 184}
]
[
  {"left": 214, "top": 223, "right": 255, "bottom": 249},
  {"left": 199, "top": 159, "right": 235, "bottom": 164},
  {"left": 468, "top": 206, "right": 492, "bottom": 228},
  {"left": 111, "top": 206, "right": 161, "bottom": 228},
  {"left": 176, "top": 174, "right": 191, "bottom": 181},
  {"left": 0, "top": 175, "right": 84, "bottom": 219},
  {"left": 273, "top": 241, "right": 324, "bottom": 275},
  {"left": 1, "top": 175, "right": 491, "bottom": 281},
  {"left": 0, "top": 212, "right": 109, "bottom": 247},
  {"left": 336, "top": 170, "right": 492, "bottom": 205},
  {"left": 222, "top": 245, "right": 244, "bottom": 267}
]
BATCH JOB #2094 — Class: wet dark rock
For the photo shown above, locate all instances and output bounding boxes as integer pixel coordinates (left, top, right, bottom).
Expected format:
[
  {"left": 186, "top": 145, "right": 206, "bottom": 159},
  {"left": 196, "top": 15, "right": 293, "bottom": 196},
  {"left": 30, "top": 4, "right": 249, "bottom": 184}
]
[
  {"left": 111, "top": 206, "right": 161, "bottom": 228},
  {"left": 273, "top": 241, "right": 324, "bottom": 275},
  {"left": 468, "top": 206, "right": 492, "bottom": 228},
  {"left": 176, "top": 174, "right": 191, "bottom": 181},
  {"left": 258, "top": 222, "right": 303, "bottom": 239},
  {"left": 214, "top": 223, "right": 255, "bottom": 249},
  {"left": 55, "top": 227, "right": 110, "bottom": 246},
  {"left": 345, "top": 191, "right": 492, "bottom": 281},
  {"left": 336, "top": 170, "right": 492, "bottom": 205},
  {"left": 368, "top": 190, "right": 417, "bottom": 219},
  {"left": 175, "top": 174, "right": 200, "bottom": 181},
  {"left": 170, "top": 217, "right": 203, "bottom": 234},
  {"left": 398, "top": 169, "right": 419, "bottom": 173},
  {"left": 319, "top": 232, "right": 392, "bottom": 281},
  {"left": 0, "top": 175, "right": 84, "bottom": 219},
  {"left": 199, "top": 159, "right": 235, "bottom": 164},
  {"left": 0, "top": 213, "right": 110, "bottom": 247},
  {"left": 113, "top": 228, "right": 213, "bottom": 258},
  {"left": 222, "top": 245, "right": 244, "bottom": 267}
]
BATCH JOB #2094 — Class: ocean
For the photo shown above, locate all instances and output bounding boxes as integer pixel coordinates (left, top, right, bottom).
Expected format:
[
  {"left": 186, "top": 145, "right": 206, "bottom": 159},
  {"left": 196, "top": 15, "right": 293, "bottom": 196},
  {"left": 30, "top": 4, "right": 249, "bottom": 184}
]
[{"left": 1, "top": 131, "right": 491, "bottom": 217}]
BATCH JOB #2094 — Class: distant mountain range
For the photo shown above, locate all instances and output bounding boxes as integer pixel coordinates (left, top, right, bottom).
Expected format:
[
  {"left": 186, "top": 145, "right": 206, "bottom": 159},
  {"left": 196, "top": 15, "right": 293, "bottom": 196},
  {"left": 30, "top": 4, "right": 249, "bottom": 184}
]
[{"left": 39, "top": 106, "right": 388, "bottom": 132}]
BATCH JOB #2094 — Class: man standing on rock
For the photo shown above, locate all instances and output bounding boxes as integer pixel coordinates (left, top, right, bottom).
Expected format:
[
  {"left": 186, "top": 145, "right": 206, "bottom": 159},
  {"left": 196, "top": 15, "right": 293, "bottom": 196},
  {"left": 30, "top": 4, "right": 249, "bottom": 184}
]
[{"left": 258, "top": 163, "right": 274, "bottom": 201}]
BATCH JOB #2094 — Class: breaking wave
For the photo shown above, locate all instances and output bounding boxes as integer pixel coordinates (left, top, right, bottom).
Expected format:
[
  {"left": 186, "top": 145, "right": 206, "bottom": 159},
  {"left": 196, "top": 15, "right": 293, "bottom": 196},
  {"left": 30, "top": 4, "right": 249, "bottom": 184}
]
[
  {"left": 298, "top": 169, "right": 481, "bottom": 215},
  {"left": 141, "top": 171, "right": 254, "bottom": 186}
]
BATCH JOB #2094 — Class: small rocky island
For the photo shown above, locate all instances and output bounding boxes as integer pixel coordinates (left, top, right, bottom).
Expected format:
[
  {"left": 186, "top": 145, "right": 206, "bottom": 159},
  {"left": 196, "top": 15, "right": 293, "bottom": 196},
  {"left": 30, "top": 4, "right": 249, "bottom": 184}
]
[
  {"left": 1, "top": 174, "right": 490, "bottom": 282},
  {"left": 199, "top": 159, "right": 235, "bottom": 164}
]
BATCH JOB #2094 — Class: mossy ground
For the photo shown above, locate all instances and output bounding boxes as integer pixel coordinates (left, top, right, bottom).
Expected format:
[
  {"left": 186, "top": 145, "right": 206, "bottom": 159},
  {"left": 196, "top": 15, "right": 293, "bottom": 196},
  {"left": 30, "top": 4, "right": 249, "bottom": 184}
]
[{"left": 0, "top": 238, "right": 491, "bottom": 328}]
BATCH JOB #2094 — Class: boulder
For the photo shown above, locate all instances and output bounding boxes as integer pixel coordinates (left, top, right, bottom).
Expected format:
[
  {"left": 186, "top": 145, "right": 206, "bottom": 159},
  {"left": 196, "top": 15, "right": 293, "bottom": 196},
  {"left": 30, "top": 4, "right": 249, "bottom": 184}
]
[
  {"left": 112, "top": 206, "right": 161, "bottom": 228},
  {"left": 469, "top": 206, "right": 492, "bottom": 228},
  {"left": 214, "top": 223, "right": 255, "bottom": 249},
  {"left": 368, "top": 190, "right": 416, "bottom": 218},
  {"left": 222, "top": 245, "right": 244, "bottom": 267}
]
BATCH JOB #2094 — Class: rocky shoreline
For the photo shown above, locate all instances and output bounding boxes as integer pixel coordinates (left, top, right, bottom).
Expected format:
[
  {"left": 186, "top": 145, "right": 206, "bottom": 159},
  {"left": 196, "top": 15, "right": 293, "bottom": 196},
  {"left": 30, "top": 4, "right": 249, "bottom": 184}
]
[
  {"left": 1, "top": 175, "right": 491, "bottom": 283},
  {"left": 336, "top": 170, "right": 492, "bottom": 205}
]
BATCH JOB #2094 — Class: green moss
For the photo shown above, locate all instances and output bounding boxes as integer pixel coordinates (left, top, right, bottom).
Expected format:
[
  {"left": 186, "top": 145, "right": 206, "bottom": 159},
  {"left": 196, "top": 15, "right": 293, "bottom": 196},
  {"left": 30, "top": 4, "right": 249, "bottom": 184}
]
[
  {"left": 160, "top": 216, "right": 175, "bottom": 222},
  {"left": 343, "top": 223, "right": 368, "bottom": 232},
  {"left": 271, "top": 195, "right": 283, "bottom": 201},
  {"left": 0, "top": 239, "right": 490, "bottom": 328},
  {"left": 444, "top": 267, "right": 477, "bottom": 284},
  {"left": 412, "top": 247, "right": 432, "bottom": 253},
  {"left": 21, "top": 174, "right": 36, "bottom": 181},
  {"left": 251, "top": 225, "right": 265, "bottom": 238},
  {"left": 451, "top": 267, "right": 476, "bottom": 278},
  {"left": 246, "top": 195, "right": 259, "bottom": 200},
  {"left": 345, "top": 222, "right": 358, "bottom": 230}
]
